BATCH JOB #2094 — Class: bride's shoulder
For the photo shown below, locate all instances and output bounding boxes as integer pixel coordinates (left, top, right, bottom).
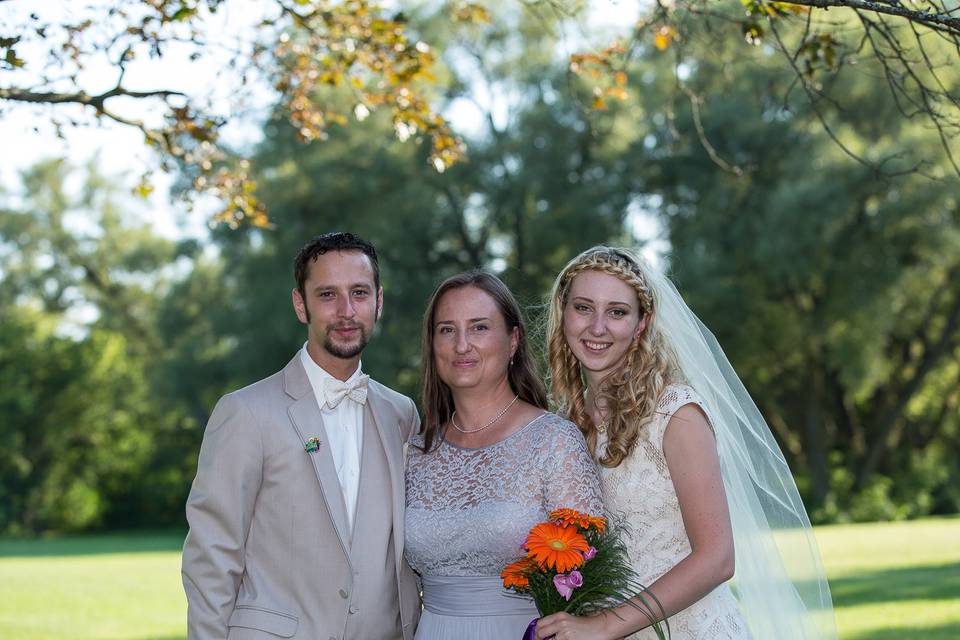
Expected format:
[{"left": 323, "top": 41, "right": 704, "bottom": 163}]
[
  {"left": 656, "top": 382, "right": 704, "bottom": 413},
  {"left": 654, "top": 383, "right": 716, "bottom": 440}
]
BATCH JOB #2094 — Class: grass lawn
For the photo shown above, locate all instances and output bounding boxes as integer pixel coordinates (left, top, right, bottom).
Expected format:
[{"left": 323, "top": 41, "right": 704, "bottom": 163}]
[
  {"left": 815, "top": 516, "right": 960, "bottom": 639},
  {"left": 0, "top": 517, "right": 957, "bottom": 639},
  {"left": 0, "top": 531, "right": 188, "bottom": 640}
]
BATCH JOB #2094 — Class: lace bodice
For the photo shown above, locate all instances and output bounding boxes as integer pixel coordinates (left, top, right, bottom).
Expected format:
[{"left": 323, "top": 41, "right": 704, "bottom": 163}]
[
  {"left": 405, "top": 412, "right": 603, "bottom": 577},
  {"left": 600, "top": 384, "right": 751, "bottom": 639}
]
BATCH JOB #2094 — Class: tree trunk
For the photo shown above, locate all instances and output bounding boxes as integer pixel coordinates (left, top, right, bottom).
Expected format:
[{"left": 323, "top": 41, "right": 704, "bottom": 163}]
[{"left": 803, "top": 370, "right": 829, "bottom": 508}]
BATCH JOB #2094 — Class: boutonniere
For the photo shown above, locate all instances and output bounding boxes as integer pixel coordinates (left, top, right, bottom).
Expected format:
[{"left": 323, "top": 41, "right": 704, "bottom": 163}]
[{"left": 303, "top": 436, "right": 321, "bottom": 453}]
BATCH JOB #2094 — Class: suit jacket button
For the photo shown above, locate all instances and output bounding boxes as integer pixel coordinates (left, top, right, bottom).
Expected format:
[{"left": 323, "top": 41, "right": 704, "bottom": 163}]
[
  {"left": 349, "top": 604, "right": 359, "bottom": 614},
  {"left": 339, "top": 588, "right": 349, "bottom": 599}
]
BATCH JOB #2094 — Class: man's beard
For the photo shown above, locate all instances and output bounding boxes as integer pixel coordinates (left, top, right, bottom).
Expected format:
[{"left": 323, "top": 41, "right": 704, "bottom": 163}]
[{"left": 323, "top": 325, "right": 370, "bottom": 359}]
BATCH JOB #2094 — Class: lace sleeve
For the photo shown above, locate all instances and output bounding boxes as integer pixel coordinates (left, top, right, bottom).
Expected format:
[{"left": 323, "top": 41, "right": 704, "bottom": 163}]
[
  {"left": 651, "top": 384, "right": 716, "bottom": 450},
  {"left": 538, "top": 414, "right": 605, "bottom": 515}
]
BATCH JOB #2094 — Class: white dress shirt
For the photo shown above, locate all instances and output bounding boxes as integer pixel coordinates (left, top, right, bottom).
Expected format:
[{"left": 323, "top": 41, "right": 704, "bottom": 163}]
[{"left": 300, "top": 344, "right": 365, "bottom": 532}]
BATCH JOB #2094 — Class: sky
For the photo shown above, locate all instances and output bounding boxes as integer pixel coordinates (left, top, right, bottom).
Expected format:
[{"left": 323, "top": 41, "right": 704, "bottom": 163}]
[{"left": 0, "top": 0, "right": 656, "bottom": 247}]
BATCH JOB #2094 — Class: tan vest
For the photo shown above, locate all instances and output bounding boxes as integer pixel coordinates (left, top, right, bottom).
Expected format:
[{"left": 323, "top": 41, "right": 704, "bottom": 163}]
[{"left": 341, "top": 408, "right": 402, "bottom": 640}]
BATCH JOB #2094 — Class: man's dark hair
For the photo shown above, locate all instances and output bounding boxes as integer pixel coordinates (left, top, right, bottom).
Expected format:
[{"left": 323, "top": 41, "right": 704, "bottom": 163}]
[{"left": 294, "top": 232, "right": 380, "bottom": 300}]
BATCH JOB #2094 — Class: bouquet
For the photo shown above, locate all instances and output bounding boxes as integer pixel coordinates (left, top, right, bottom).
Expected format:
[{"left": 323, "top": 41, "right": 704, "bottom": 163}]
[{"left": 501, "top": 508, "right": 668, "bottom": 640}]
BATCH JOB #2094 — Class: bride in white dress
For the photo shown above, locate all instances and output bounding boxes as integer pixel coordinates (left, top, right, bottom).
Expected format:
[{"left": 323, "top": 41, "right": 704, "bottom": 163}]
[{"left": 535, "top": 246, "right": 836, "bottom": 640}]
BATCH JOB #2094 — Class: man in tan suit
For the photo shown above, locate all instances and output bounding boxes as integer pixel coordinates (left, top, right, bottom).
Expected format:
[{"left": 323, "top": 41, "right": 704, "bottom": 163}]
[{"left": 182, "top": 232, "right": 420, "bottom": 640}]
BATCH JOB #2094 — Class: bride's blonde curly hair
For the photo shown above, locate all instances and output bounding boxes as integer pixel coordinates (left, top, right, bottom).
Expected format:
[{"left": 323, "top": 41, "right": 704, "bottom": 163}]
[{"left": 547, "top": 246, "right": 679, "bottom": 467}]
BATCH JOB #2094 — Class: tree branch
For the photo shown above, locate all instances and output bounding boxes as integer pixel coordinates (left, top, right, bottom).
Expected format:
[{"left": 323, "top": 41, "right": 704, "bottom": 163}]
[
  {"left": 916, "top": 383, "right": 959, "bottom": 449},
  {"left": 856, "top": 12, "right": 960, "bottom": 175},
  {"left": 0, "top": 87, "right": 185, "bottom": 109},
  {"left": 785, "top": 0, "right": 960, "bottom": 34},
  {"left": 768, "top": 19, "right": 922, "bottom": 179},
  {"left": 678, "top": 83, "right": 747, "bottom": 176},
  {"left": 441, "top": 185, "right": 485, "bottom": 266}
]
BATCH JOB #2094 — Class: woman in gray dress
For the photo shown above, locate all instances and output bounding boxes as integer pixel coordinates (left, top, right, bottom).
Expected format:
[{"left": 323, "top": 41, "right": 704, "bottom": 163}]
[{"left": 405, "top": 270, "right": 603, "bottom": 639}]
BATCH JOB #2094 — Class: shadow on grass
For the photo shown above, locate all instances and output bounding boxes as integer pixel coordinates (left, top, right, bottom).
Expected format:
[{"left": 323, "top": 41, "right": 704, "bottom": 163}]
[
  {"left": 0, "top": 529, "right": 186, "bottom": 558},
  {"left": 830, "top": 562, "right": 960, "bottom": 608},
  {"left": 846, "top": 621, "right": 960, "bottom": 640}
]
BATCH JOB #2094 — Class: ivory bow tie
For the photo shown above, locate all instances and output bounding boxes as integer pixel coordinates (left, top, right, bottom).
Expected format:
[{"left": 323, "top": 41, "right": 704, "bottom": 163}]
[{"left": 323, "top": 375, "right": 369, "bottom": 409}]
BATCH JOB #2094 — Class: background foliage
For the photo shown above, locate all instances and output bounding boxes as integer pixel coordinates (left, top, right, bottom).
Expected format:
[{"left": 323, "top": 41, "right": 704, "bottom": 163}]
[{"left": 1, "top": 2, "right": 957, "bottom": 533}]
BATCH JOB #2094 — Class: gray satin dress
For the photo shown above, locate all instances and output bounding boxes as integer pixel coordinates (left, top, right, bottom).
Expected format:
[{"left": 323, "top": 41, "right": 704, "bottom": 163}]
[{"left": 405, "top": 412, "right": 604, "bottom": 639}]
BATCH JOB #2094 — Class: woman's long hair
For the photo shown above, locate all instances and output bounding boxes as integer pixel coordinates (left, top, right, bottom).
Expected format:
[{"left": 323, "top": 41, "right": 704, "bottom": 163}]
[
  {"left": 419, "top": 270, "right": 547, "bottom": 452},
  {"left": 547, "top": 247, "right": 679, "bottom": 467}
]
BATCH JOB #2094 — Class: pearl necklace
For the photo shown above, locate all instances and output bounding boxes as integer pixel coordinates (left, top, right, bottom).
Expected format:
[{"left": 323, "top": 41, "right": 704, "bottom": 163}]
[{"left": 450, "top": 394, "right": 520, "bottom": 434}]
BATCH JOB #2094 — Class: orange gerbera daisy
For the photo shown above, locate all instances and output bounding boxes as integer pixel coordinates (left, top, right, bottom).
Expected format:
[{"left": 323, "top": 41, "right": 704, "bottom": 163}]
[
  {"left": 525, "top": 522, "right": 590, "bottom": 572},
  {"left": 586, "top": 515, "right": 607, "bottom": 534},
  {"left": 501, "top": 557, "right": 537, "bottom": 590},
  {"left": 549, "top": 508, "right": 608, "bottom": 534}
]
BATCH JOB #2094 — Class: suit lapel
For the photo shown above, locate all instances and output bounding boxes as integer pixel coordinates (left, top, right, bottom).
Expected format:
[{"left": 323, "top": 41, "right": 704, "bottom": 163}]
[
  {"left": 364, "top": 386, "right": 405, "bottom": 568},
  {"left": 283, "top": 356, "right": 352, "bottom": 558}
]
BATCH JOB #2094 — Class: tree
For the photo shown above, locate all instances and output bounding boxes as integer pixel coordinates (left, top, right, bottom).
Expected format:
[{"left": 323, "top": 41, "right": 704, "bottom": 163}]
[
  {"left": 215, "top": 10, "right": 960, "bottom": 521},
  {"left": 0, "top": 159, "right": 185, "bottom": 341},
  {"left": 1, "top": 0, "right": 467, "bottom": 226},
  {"left": 3, "top": 2, "right": 956, "bottom": 534},
  {"left": 628, "top": 24, "right": 960, "bottom": 519},
  {"left": 198, "top": 4, "right": 654, "bottom": 390},
  {"left": 0, "top": 308, "right": 160, "bottom": 533},
  {"left": 0, "top": 159, "right": 202, "bottom": 531},
  {"left": 2, "top": 0, "right": 956, "bottom": 227},
  {"left": 561, "top": 0, "right": 959, "bottom": 180}
]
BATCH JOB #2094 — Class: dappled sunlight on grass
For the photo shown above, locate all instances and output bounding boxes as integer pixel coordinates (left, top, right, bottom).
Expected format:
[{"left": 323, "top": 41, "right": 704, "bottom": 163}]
[
  {"left": 815, "top": 516, "right": 960, "bottom": 574},
  {"left": 829, "top": 562, "right": 960, "bottom": 607},
  {"left": 816, "top": 516, "right": 960, "bottom": 640},
  {"left": 837, "top": 601, "right": 960, "bottom": 640}
]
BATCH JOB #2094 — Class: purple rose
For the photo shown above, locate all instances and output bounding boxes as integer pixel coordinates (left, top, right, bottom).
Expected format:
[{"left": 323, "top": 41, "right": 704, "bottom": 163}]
[
  {"left": 553, "top": 569, "right": 584, "bottom": 601},
  {"left": 553, "top": 574, "right": 574, "bottom": 600},
  {"left": 583, "top": 546, "right": 597, "bottom": 561}
]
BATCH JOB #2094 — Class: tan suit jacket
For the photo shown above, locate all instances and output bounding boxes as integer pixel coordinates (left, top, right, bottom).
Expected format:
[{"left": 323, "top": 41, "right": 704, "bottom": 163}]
[{"left": 182, "top": 354, "right": 420, "bottom": 639}]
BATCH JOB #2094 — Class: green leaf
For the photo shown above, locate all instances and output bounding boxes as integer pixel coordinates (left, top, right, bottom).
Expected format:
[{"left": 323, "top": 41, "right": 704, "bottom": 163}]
[
  {"left": 171, "top": 7, "right": 198, "bottom": 22},
  {"left": 5, "top": 48, "right": 25, "bottom": 68}
]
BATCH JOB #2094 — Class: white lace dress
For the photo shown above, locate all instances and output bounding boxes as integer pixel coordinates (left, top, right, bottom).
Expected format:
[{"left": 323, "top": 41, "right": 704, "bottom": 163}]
[
  {"left": 405, "top": 412, "right": 604, "bottom": 639},
  {"left": 600, "top": 384, "right": 752, "bottom": 639}
]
